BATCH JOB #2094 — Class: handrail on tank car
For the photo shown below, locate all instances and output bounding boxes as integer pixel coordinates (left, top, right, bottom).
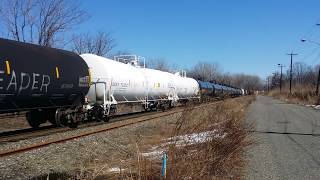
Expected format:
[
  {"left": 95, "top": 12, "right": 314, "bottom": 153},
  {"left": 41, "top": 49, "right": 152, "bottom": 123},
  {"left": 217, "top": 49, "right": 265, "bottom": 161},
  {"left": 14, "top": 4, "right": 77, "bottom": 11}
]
[
  {"left": 90, "top": 81, "right": 112, "bottom": 115},
  {"left": 113, "top": 54, "right": 146, "bottom": 68}
]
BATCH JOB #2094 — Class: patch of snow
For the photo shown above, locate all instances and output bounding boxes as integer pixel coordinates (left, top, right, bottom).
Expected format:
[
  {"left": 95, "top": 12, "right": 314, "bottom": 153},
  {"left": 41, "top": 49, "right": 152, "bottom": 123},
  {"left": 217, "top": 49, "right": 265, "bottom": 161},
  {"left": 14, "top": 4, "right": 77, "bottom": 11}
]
[
  {"left": 141, "top": 150, "right": 164, "bottom": 158},
  {"left": 166, "top": 130, "right": 226, "bottom": 147},
  {"left": 108, "top": 167, "right": 121, "bottom": 173},
  {"left": 306, "top": 104, "right": 316, "bottom": 107},
  {"left": 306, "top": 104, "right": 320, "bottom": 110},
  {"left": 141, "top": 130, "right": 226, "bottom": 159},
  {"left": 306, "top": 104, "right": 315, "bottom": 107}
]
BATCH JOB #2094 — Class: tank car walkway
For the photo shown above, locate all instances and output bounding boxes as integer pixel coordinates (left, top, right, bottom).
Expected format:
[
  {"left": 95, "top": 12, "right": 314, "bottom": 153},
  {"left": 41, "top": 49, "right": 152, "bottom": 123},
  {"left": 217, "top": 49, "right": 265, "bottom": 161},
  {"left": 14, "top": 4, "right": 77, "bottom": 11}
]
[{"left": 245, "top": 96, "right": 320, "bottom": 179}]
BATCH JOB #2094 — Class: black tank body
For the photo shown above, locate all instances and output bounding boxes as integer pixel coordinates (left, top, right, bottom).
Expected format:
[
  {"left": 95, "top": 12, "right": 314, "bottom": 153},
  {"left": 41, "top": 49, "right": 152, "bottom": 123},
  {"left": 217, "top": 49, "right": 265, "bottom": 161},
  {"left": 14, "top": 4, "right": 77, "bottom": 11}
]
[{"left": 0, "top": 38, "right": 90, "bottom": 113}]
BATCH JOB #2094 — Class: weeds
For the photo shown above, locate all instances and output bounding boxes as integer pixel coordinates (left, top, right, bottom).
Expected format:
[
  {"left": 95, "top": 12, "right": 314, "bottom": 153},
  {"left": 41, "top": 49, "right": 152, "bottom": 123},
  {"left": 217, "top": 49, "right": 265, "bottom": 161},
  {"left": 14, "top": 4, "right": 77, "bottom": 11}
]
[
  {"left": 39, "top": 96, "right": 255, "bottom": 179},
  {"left": 269, "top": 86, "right": 320, "bottom": 105},
  {"left": 111, "top": 96, "right": 255, "bottom": 179}
]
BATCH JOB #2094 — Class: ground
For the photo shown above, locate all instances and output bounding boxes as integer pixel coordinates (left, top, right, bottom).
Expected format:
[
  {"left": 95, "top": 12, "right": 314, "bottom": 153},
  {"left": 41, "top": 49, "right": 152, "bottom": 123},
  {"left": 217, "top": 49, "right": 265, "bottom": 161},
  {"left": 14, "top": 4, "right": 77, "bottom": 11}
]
[
  {"left": 0, "top": 97, "right": 253, "bottom": 179},
  {"left": 246, "top": 96, "right": 320, "bottom": 179},
  {"left": 0, "top": 104, "right": 144, "bottom": 133}
]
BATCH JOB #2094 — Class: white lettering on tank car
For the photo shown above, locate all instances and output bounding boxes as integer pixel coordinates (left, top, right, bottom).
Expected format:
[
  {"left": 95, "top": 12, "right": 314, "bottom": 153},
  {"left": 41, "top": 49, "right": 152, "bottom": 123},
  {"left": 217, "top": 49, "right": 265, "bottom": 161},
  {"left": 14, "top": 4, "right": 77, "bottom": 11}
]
[
  {"left": 0, "top": 71, "right": 3, "bottom": 90},
  {"left": 7, "top": 70, "right": 17, "bottom": 91},
  {"left": 2, "top": 70, "right": 50, "bottom": 93},
  {"left": 18, "top": 73, "right": 31, "bottom": 93},
  {"left": 31, "top": 73, "right": 40, "bottom": 90},
  {"left": 40, "top": 75, "right": 50, "bottom": 92}
]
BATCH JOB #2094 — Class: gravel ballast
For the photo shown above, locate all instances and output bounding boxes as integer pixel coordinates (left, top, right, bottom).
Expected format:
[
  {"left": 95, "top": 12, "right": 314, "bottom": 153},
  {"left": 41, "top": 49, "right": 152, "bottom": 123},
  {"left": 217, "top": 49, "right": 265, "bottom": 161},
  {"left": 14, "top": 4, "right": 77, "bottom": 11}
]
[{"left": 0, "top": 112, "right": 181, "bottom": 179}]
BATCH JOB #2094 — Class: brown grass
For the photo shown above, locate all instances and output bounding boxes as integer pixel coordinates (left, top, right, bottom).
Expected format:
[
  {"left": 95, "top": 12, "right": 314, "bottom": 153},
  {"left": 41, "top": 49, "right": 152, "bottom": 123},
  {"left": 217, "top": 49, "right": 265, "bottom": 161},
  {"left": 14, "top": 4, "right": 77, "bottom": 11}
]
[
  {"left": 269, "top": 85, "right": 320, "bottom": 105},
  {"left": 107, "top": 96, "right": 256, "bottom": 179},
  {"left": 40, "top": 96, "right": 255, "bottom": 179}
]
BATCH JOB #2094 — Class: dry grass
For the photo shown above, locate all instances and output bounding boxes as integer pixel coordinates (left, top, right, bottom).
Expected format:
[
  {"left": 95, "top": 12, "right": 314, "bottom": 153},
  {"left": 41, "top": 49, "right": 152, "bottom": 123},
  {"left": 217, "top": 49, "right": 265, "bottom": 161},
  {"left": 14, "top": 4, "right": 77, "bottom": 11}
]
[
  {"left": 40, "top": 96, "right": 255, "bottom": 179},
  {"left": 106, "top": 96, "right": 256, "bottom": 179},
  {"left": 269, "top": 85, "right": 320, "bottom": 105}
]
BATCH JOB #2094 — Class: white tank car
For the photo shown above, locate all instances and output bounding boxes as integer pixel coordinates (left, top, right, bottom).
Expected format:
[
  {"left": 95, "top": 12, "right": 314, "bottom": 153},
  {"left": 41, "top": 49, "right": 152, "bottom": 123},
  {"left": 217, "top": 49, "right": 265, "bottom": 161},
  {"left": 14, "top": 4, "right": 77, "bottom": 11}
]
[
  {"left": 81, "top": 54, "right": 147, "bottom": 105},
  {"left": 172, "top": 72, "right": 199, "bottom": 99},
  {"left": 80, "top": 54, "right": 200, "bottom": 115},
  {"left": 140, "top": 68, "right": 178, "bottom": 101},
  {"left": 140, "top": 69, "right": 199, "bottom": 102},
  {"left": 182, "top": 77, "right": 200, "bottom": 99}
]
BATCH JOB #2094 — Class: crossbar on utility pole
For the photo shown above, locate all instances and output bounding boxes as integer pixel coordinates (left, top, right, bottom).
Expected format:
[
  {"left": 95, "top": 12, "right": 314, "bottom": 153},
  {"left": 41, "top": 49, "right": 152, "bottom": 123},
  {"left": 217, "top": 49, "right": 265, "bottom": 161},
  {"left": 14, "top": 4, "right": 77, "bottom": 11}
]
[{"left": 286, "top": 53, "right": 298, "bottom": 94}]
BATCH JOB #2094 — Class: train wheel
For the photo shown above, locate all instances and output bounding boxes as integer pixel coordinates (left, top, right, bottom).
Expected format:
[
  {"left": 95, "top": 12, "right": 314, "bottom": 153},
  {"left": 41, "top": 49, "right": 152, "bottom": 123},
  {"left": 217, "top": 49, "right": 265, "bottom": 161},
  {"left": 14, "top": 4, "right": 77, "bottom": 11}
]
[
  {"left": 92, "top": 106, "right": 104, "bottom": 121},
  {"left": 69, "top": 114, "right": 79, "bottom": 128},
  {"left": 26, "top": 111, "right": 42, "bottom": 128},
  {"left": 55, "top": 109, "right": 65, "bottom": 127},
  {"left": 103, "top": 116, "right": 110, "bottom": 122},
  {"left": 161, "top": 105, "right": 166, "bottom": 112},
  {"left": 48, "top": 109, "right": 57, "bottom": 125}
]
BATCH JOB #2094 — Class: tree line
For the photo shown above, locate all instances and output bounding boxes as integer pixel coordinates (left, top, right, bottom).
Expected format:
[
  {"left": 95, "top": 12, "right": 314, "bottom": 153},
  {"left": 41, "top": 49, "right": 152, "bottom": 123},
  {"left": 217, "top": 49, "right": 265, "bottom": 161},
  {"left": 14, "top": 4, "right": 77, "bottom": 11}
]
[
  {"left": 147, "top": 59, "right": 263, "bottom": 91},
  {"left": 269, "top": 62, "right": 320, "bottom": 94}
]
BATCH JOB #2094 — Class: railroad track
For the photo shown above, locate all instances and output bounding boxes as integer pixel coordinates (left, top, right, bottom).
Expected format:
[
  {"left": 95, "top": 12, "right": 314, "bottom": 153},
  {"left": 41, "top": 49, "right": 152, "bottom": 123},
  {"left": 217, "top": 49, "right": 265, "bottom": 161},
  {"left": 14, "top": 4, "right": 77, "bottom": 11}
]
[
  {"left": 0, "top": 110, "right": 159, "bottom": 143},
  {"left": 0, "top": 100, "right": 227, "bottom": 157}
]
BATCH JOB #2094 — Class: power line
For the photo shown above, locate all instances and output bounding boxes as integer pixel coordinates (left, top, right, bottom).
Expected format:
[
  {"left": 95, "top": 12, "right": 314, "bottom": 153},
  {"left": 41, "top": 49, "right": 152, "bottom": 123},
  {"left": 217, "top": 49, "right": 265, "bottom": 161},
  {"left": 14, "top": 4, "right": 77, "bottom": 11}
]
[
  {"left": 299, "top": 46, "right": 319, "bottom": 62},
  {"left": 310, "top": 51, "right": 320, "bottom": 66},
  {"left": 292, "top": 19, "right": 320, "bottom": 63}
]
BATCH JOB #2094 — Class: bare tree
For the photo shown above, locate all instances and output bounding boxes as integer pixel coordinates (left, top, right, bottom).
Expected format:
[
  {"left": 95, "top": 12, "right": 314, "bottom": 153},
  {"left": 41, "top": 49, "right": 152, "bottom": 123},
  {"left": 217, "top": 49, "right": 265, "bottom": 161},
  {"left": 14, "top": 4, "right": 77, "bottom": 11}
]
[
  {"left": 217, "top": 73, "right": 233, "bottom": 85},
  {"left": 189, "top": 62, "right": 220, "bottom": 81},
  {"left": 217, "top": 73, "right": 262, "bottom": 90},
  {"left": 146, "top": 58, "right": 171, "bottom": 72},
  {"left": 107, "top": 50, "right": 132, "bottom": 59},
  {"left": 0, "top": 0, "right": 88, "bottom": 47},
  {"left": 72, "top": 32, "right": 116, "bottom": 56},
  {"left": 241, "top": 75, "right": 262, "bottom": 91}
]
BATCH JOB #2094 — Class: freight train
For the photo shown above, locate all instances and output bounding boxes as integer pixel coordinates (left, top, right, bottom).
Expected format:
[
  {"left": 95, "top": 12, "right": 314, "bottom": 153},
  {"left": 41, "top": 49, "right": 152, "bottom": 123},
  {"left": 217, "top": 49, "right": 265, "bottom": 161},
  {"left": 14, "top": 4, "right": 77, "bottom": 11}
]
[
  {"left": 0, "top": 38, "right": 244, "bottom": 128},
  {"left": 197, "top": 80, "right": 243, "bottom": 102}
]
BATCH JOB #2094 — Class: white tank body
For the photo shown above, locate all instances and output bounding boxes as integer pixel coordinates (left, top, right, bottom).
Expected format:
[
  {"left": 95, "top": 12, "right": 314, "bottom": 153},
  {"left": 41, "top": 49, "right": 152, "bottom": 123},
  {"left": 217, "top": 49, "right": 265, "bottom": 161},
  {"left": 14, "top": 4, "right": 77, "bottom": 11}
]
[
  {"left": 81, "top": 54, "right": 147, "bottom": 104},
  {"left": 140, "top": 69, "right": 199, "bottom": 101},
  {"left": 80, "top": 54, "right": 199, "bottom": 106},
  {"left": 173, "top": 75, "right": 199, "bottom": 99},
  {"left": 184, "top": 77, "right": 200, "bottom": 98},
  {"left": 140, "top": 68, "right": 177, "bottom": 100}
]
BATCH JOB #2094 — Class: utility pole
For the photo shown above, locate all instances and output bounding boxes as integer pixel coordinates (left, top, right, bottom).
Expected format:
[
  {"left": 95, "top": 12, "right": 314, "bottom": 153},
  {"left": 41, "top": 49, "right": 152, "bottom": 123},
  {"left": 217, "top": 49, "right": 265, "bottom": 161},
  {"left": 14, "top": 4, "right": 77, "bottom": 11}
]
[
  {"left": 286, "top": 53, "right": 298, "bottom": 94},
  {"left": 267, "top": 76, "right": 270, "bottom": 93},
  {"left": 317, "top": 23, "right": 320, "bottom": 96},
  {"left": 278, "top": 64, "right": 285, "bottom": 94},
  {"left": 316, "top": 66, "right": 320, "bottom": 96}
]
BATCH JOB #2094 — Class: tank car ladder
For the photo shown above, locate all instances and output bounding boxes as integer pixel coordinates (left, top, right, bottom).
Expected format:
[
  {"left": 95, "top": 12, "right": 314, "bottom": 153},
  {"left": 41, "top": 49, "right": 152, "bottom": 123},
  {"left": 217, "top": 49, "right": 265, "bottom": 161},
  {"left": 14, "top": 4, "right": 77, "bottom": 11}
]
[{"left": 92, "top": 81, "right": 115, "bottom": 116}]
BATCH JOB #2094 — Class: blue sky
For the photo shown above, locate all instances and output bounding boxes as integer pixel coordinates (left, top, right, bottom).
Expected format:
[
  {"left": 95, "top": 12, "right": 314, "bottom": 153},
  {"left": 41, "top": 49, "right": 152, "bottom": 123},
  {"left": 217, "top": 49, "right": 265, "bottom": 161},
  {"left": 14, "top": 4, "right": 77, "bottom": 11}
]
[{"left": 75, "top": 0, "right": 320, "bottom": 78}]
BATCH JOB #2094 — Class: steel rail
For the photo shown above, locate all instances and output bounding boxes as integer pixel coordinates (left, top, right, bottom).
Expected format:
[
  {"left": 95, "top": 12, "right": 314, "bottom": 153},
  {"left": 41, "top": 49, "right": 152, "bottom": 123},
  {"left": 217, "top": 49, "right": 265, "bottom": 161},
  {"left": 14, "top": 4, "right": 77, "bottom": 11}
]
[
  {"left": 0, "top": 110, "right": 162, "bottom": 143},
  {"left": 0, "top": 108, "right": 188, "bottom": 157},
  {"left": 0, "top": 99, "right": 230, "bottom": 157}
]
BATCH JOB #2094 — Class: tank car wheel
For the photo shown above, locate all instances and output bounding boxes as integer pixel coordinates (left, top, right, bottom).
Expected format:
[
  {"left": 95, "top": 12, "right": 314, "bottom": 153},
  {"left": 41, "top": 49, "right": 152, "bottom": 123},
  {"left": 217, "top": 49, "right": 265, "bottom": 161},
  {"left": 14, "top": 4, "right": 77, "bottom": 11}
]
[
  {"left": 92, "top": 106, "right": 104, "bottom": 122},
  {"left": 47, "top": 109, "right": 57, "bottom": 125},
  {"left": 55, "top": 109, "right": 65, "bottom": 127},
  {"left": 26, "top": 111, "right": 42, "bottom": 129},
  {"left": 69, "top": 114, "right": 79, "bottom": 128},
  {"left": 103, "top": 116, "right": 110, "bottom": 122},
  {"left": 161, "top": 105, "right": 166, "bottom": 112}
]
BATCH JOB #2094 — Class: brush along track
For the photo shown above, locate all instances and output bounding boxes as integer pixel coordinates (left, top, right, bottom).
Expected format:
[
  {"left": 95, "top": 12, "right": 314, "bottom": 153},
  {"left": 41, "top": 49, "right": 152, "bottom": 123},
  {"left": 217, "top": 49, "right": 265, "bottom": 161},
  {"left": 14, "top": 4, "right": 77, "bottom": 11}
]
[{"left": 0, "top": 100, "right": 226, "bottom": 157}]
